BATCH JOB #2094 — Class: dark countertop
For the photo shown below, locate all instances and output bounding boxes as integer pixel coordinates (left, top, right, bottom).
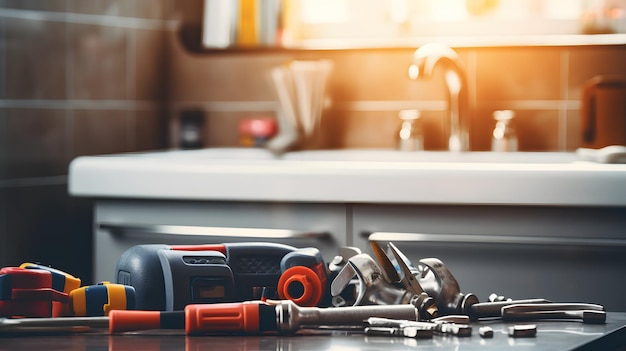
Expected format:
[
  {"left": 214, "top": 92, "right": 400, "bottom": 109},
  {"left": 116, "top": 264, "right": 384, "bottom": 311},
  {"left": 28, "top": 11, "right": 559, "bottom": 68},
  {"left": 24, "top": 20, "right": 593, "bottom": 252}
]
[{"left": 1, "top": 313, "right": 625, "bottom": 351}]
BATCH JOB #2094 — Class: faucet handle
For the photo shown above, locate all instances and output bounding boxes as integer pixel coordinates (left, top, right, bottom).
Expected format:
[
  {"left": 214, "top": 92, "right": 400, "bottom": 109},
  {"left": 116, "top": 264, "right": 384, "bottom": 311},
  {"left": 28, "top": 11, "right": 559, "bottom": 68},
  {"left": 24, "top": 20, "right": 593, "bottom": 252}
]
[{"left": 398, "top": 110, "right": 423, "bottom": 151}]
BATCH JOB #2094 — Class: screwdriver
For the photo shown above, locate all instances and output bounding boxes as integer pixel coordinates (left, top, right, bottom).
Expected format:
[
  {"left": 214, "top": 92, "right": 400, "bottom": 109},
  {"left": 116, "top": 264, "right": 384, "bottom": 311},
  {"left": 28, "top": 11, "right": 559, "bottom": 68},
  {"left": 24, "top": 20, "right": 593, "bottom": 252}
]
[{"left": 0, "top": 300, "right": 419, "bottom": 335}]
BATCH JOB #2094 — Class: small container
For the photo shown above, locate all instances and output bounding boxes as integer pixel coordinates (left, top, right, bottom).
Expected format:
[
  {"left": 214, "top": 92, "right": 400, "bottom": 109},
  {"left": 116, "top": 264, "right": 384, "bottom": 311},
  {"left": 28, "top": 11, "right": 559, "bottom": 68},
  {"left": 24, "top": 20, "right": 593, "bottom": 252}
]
[
  {"left": 491, "top": 110, "right": 518, "bottom": 152},
  {"left": 238, "top": 117, "right": 277, "bottom": 147},
  {"left": 180, "top": 110, "right": 205, "bottom": 149},
  {"left": 398, "top": 109, "right": 423, "bottom": 151}
]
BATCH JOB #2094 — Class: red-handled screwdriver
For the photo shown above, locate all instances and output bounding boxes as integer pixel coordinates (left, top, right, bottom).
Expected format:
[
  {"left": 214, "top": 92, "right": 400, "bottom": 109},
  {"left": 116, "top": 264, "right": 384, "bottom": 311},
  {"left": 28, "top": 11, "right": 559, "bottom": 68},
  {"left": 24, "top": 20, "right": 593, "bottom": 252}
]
[
  {"left": 0, "top": 300, "right": 419, "bottom": 335},
  {"left": 185, "top": 300, "right": 419, "bottom": 335}
]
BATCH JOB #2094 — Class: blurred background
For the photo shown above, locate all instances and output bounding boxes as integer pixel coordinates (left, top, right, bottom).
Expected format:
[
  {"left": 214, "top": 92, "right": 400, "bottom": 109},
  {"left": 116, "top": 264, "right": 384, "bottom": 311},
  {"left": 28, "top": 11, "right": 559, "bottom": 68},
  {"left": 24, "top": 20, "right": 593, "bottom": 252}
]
[{"left": 0, "top": 0, "right": 625, "bottom": 284}]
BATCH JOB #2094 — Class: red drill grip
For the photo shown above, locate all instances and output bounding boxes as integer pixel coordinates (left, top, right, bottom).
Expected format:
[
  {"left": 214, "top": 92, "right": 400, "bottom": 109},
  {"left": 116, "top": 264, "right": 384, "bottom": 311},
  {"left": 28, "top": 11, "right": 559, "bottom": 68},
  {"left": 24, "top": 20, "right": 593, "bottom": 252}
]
[
  {"left": 109, "top": 310, "right": 164, "bottom": 333},
  {"left": 185, "top": 301, "right": 262, "bottom": 335}
]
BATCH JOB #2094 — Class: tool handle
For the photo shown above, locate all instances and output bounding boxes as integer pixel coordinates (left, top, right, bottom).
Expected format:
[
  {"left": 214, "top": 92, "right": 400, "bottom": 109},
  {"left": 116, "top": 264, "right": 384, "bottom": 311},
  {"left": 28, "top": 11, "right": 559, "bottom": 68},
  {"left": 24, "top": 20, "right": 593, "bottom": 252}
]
[
  {"left": 109, "top": 310, "right": 184, "bottom": 333},
  {"left": 185, "top": 301, "right": 277, "bottom": 335}
]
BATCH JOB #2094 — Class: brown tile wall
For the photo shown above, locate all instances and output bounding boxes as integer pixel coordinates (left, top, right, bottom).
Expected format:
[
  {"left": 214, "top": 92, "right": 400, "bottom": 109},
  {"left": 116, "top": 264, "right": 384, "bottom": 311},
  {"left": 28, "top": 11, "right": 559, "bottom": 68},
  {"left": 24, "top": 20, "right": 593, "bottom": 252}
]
[
  {"left": 0, "top": 1, "right": 171, "bottom": 283},
  {"left": 167, "top": 41, "right": 626, "bottom": 152}
]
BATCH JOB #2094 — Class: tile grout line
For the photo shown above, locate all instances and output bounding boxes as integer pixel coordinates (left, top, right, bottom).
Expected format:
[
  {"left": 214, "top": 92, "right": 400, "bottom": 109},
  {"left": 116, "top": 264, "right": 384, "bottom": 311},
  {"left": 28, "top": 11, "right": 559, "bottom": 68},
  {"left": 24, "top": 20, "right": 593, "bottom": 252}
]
[
  {"left": 0, "top": 99, "right": 161, "bottom": 110},
  {"left": 560, "top": 49, "right": 570, "bottom": 151},
  {"left": 65, "top": 9, "right": 74, "bottom": 173},
  {"left": 0, "top": 8, "right": 170, "bottom": 30},
  {"left": 128, "top": 23, "right": 137, "bottom": 150}
]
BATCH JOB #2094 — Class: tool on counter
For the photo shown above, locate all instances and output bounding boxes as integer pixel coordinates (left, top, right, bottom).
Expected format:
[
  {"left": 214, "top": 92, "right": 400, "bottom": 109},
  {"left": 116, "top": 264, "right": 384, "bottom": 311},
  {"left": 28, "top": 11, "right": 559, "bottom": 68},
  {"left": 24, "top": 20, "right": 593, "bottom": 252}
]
[
  {"left": 366, "top": 242, "right": 477, "bottom": 316},
  {"left": 116, "top": 243, "right": 329, "bottom": 310},
  {"left": 19, "top": 263, "right": 81, "bottom": 296},
  {"left": 468, "top": 298, "right": 553, "bottom": 320},
  {"left": 502, "top": 303, "right": 606, "bottom": 324},
  {"left": 386, "top": 243, "right": 438, "bottom": 320},
  {"left": 330, "top": 253, "right": 438, "bottom": 321},
  {"left": 364, "top": 325, "right": 434, "bottom": 338},
  {"left": 410, "top": 257, "right": 480, "bottom": 316},
  {"left": 185, "top": 299, "right": 418, "bottom": 335},
  {"left": 363, "top": 242, "right": 608, "bottom": 325},
  {"left": 0, "top": 267, "right": 69, "bottom": 318},
  {"left": 2, "top": 263, "right": 136, "bottom": 318},
  {"left": 478, "top": 326, "right": 493, "bottom": 338},
  {"left": 0, "top": 299, "right": 419, "bottom": 335},
  {"left": 70, "top": 281, "right": 136, "bottom": 317},
  {"left": 508, "top": 324, "right": 537, "bottom": 338},
  {"left": 366, "top": 315, "right": 472, "bottom": 337}
]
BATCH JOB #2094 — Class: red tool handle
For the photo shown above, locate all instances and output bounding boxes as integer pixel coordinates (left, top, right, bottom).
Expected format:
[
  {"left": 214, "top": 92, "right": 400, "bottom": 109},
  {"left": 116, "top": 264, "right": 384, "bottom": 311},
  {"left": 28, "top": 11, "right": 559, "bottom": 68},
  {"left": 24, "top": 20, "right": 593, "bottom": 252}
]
[
  {"left": 185, "top": 301, "right": 271, "bottom": 335},
  {"left": 109, "top": 301, "right": 277, "bottom": 335},
  {"left": 109, "top": 310, "right": 184, "bottom": 333}
]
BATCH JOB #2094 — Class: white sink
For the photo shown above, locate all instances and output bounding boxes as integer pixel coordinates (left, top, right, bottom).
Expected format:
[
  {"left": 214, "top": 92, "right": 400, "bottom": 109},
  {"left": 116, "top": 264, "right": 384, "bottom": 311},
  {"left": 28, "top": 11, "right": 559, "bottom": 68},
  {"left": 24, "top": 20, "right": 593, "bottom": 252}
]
[
  {"left": 281, "top": 149, "right": 577, "bottom": 164},
  {"left": 69, "top": 147, "right": 626, "bottom": 206},
  {"left": 127, "top": 148, "right": 577, "bottom": 164}
]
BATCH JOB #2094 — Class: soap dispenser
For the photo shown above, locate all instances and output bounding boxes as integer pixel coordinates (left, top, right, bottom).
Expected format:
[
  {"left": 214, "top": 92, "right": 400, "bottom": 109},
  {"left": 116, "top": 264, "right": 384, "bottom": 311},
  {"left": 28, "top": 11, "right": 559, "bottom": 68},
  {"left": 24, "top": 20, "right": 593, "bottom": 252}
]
[
  {"left": 398, "top": 109, "right": 423, "bottom": 151},
  {"left": 491, "top": 110, "right": 518, "bottom": 152}
]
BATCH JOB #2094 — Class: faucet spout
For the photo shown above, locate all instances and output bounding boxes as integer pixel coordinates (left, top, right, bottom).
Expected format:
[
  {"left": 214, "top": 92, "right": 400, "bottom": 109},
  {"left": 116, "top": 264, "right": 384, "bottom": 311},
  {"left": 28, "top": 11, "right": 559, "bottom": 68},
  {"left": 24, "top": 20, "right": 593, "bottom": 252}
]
[{"left": 409, "top": 43, "right": 470, "bottom": 151}]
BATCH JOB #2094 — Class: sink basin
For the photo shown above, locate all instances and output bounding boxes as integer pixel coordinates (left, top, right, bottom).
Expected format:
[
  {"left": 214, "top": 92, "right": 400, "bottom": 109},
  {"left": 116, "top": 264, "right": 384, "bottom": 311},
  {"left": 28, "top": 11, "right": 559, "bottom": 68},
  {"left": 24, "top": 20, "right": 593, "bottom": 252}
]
[
  {"left": 129, "top": 148, "right": 577, "bottom": 164},
  {"left": 281, "top": 149, "right": 577, "bottom": 164},
  {"left": 69, "top": 147, "right": 626, "bottom": 206}
]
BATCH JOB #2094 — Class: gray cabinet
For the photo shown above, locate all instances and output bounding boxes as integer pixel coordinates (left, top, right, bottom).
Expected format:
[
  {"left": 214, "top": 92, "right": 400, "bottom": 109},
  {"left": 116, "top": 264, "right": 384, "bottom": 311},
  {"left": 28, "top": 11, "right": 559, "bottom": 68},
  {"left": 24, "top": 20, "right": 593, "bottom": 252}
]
[
  {"left": 351, "top": 204, "right": 626, "bottom": 312},
  {"left": 94, "top": 200, "right": 347, "bottom": 283},
  {"left": 92, "top": 198, "right": 626, "bottom": 312}
]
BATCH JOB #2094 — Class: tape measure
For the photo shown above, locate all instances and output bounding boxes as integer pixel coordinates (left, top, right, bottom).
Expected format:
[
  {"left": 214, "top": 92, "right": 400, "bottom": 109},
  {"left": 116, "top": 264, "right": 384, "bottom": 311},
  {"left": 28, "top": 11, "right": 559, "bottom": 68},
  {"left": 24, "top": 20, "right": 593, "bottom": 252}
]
[
  {"left": 20, "top": 262, "right": 82, "bottom": 294},
  {"left": 70, "top": 281, "right": 136, "bottom": 316},
  {"left": 1, "top": 263, "right": 135, "bottom": 317}
]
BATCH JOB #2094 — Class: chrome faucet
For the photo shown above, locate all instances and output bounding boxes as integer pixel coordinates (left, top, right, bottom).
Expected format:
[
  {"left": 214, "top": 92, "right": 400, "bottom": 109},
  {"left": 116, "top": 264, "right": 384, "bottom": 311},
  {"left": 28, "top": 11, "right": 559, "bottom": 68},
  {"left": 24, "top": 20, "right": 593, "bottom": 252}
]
[{"left": 409, "top": 43, "right": 469, "bottom": 151}]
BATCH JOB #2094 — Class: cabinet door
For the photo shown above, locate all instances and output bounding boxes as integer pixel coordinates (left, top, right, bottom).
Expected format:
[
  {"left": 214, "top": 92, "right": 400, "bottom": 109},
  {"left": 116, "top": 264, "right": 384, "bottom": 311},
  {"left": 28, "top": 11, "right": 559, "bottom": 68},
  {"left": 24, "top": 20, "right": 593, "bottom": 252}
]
[
  {"left": 94, "top": 200, "right": 346, "bottom": 282},
  {"left": 352, "top": 204, "right": 626, "bottom": 312}
]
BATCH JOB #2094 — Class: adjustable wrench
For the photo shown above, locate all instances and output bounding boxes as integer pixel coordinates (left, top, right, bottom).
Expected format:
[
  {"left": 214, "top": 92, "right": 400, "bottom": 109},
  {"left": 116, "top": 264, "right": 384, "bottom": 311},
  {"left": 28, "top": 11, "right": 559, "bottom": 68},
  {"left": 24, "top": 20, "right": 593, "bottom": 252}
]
[{"left": 330, "top": 254, "right": 437, "bottom": 320}]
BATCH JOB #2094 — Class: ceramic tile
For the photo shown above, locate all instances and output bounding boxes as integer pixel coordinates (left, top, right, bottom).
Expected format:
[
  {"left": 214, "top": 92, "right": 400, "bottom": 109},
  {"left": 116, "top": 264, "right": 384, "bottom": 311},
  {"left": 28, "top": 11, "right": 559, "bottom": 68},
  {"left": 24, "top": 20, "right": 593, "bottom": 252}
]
[
  {"left": 325, "top": 50, "right": 448, "bottom": 101},
  {"left": 0, "top": 0, "right": 66, "bottom": 11},
  {"left": 68, "top": 23, "right": 129, "bottom": 100},
  {"left": 475, "top": 47, "right": 562, "bottom": 101},
  {"left": 567, "top": 46, "right": 626, "bottom": 100},
  {"left": 134, "top": 0, "right": 166, "bottom": 19},
  {"left": 3, "top": 109, "right": 68, "bottom": 179},
  {"left": 135, "top": 29, "right": 167, "bottom": 100},
  {"left": 164, "top": 0, "right": 203, "bottom": 22},
  {"left": 135, "top": 110, "right": 167, "bottom": 151},
  {"left": 167, "top": 41, "right": 289, "bottom": 101},
  {"left": 67, "top": 0, "right": 134, "bottom": 17},
  {"left": 72, "top": 109, "right": 132, "bottom": 157},
  {"left": 515, "top": 109, "right": 561, "bottom": 151},
  {"left": 471, "top": 107, "right": 562, "bottom": 151},
  {"left": 202, "top": 111, "right": 257, "bottom": 148},
  {"left": 469, "top": 107, "right": 497, "bottom": 151},
  {"left": 322, "top": 109, "right": 448, "bottom": 150},
  {"left": 3, "top": 18, "right": 67, "bottom": 99},
  {"left": 469, "top": 107, "right": 555, "bottom": 151},
  {"left": 565, "top": 108, "right": 582, "bottom": 151}
]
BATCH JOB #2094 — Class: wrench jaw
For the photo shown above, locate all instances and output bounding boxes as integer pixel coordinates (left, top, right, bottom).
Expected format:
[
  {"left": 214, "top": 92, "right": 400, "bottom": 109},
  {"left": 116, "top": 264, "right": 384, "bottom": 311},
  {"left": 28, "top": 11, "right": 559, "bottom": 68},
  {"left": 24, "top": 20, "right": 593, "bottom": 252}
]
[
  {"left": 416, "top": 258, "right": 478, "bottom": 316},
  {"left": 331, "top": 254, "right": 415, "bottom": 307},
  {"left": 385, "top": 243, "right": 439, "bottom": 320}
]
